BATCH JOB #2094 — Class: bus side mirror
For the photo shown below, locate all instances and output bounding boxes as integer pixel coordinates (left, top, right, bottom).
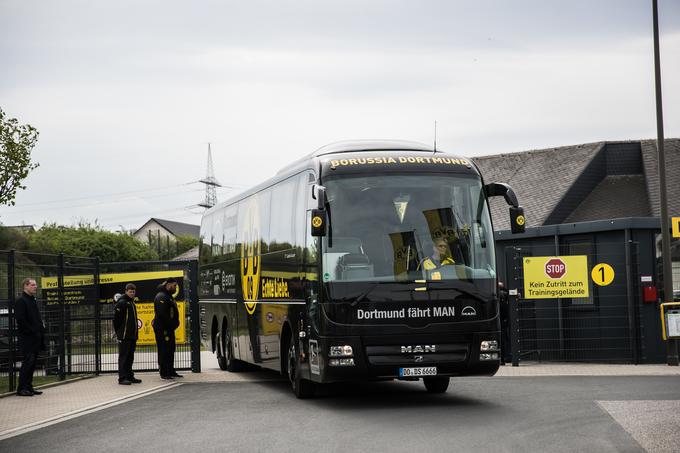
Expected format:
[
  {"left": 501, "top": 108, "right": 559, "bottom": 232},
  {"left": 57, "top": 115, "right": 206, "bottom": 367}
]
[
  {"left": 311, "top": 209, "right": 327, "bottom": 237},
  {"left": 485, "top": 182, "right": 526, "bottom": 234},
  {"left": 484, "top": 182, "right": 518, "bottom": 207},
  {"left": 313, "top": 185, "right": 327, "bottom": 210},
  {"left": 510, "top": 206, "right": 525, "bottom": 234}
]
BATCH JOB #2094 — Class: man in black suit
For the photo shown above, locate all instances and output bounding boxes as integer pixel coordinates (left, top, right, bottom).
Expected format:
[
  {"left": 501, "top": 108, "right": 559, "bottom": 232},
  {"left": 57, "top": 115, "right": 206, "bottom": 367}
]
[
  {"left": 15, "top": 278, "right": 46, "bottom": 396},
  {"left": 153, "top": 278, "right": 182, "bottom": 379}
]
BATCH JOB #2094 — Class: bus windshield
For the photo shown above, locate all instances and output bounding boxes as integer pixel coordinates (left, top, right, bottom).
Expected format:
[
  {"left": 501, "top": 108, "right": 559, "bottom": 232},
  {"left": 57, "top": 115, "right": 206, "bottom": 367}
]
[{"left": 322, "top": 173, "right": 496, "bottom": 283}]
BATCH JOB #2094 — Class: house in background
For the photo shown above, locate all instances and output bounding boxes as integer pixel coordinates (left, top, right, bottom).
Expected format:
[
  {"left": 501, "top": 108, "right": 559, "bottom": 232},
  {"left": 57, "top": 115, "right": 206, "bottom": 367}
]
[{"left": 133, "top": 218, "right": 200, "bottom": 243}]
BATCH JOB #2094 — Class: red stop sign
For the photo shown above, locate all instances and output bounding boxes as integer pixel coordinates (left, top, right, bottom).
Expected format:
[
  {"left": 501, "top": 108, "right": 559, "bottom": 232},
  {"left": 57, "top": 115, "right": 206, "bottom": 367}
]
[{"left": 545, "top": 258, "right": 566, "bottom": 279}]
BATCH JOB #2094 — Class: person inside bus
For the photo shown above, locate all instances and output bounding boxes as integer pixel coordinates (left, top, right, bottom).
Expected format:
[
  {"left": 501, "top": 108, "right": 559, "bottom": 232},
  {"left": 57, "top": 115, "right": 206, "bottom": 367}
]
[{"left": 418, "top": 237, "right": 456, "bottom": 271}]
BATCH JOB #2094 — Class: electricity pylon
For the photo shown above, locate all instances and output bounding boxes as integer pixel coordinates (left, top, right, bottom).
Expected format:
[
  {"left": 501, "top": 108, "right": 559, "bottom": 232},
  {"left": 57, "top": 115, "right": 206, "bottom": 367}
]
[{"left": 198, "top": 143, "right": 221, "bottom": 208}]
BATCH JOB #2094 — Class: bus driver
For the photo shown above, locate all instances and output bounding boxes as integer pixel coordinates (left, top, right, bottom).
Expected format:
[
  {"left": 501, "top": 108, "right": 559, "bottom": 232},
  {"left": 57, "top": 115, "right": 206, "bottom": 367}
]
[{"left": 418, "top": 237, "right": 456, "bottom": 271}]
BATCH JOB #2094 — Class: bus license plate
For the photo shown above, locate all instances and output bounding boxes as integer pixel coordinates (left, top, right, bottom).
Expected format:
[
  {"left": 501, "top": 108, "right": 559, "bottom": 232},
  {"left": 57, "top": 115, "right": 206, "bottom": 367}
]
[{"left": 399, "top": 367, "right": 437, "bottom": 377}]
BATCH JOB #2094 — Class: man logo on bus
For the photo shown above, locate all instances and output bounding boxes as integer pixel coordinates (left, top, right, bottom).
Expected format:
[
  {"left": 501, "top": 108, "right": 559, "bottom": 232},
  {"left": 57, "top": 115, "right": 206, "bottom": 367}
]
[{"left": 241, "top": 198, "right": 261, "bottom": 315}]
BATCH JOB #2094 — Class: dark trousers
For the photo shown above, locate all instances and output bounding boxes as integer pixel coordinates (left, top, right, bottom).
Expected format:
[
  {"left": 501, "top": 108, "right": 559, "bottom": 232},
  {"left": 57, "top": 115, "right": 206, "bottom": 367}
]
[
  {"left": 155, "top": 328, "right": 176, "bottom": 376},
  {"left": 118, "top": 339, "right": 137, "bottom": 381},
  {"left": 18, "top": 350, "right": 38, "bottom": 391}
]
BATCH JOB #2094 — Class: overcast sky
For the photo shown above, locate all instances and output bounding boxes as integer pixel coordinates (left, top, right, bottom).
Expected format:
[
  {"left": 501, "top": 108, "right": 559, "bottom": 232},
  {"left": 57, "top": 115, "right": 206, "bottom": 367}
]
[{"left": 1, "top": 0, "right": 679, "bottom": 232}]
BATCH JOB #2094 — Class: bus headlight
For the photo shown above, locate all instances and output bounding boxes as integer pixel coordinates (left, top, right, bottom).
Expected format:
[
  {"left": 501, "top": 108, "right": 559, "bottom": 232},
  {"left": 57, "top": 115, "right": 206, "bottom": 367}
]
[
  {"left": 479, "top": 353, "right": 499, "bottom": 361},
  {"left": 329, "top": 358, "right": 355, "bottom": 366},
  {"left": 480, "top": 340, "right": 498, "bottom": 351},
  {"left": 330, "top": 345, "right": 353, "bottom": 357}
]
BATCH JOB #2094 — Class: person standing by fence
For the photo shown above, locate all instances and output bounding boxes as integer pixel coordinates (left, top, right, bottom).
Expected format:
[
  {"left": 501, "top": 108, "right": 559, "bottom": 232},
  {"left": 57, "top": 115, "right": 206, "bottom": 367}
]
[
  {"left": 113, "top": 283, "right": 141, "bottom": 385},
  {"left": 15, "top": 278, "right": 46, "bottom": 396},
  {"left": 153, "top": 277, "right": 182, "bottom": 379}
]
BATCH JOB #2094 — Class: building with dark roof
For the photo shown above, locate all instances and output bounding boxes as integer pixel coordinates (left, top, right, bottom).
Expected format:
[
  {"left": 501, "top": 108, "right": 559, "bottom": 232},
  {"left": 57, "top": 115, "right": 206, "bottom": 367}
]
[
  {"left": 133, "top": 218, "right": 200, "bottom": 243},
  {"left": 475, "top": 139, "right": 680, "bottom": 231},
  {"left": 473, "top": 138, "right": 680, "bottom": 365}
]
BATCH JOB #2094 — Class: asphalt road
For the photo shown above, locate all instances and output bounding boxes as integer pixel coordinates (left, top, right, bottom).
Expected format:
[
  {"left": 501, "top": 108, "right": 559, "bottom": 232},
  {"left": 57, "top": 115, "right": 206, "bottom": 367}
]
[{"left": 2, "top": 374, "right": 679, "bottom": 452}]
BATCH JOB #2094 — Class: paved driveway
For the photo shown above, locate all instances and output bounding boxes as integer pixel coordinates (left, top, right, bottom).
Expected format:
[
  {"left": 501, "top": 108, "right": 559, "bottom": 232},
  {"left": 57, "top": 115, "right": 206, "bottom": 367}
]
[{"left": 2, "top": 374, "right": 679, "bottom": 452}]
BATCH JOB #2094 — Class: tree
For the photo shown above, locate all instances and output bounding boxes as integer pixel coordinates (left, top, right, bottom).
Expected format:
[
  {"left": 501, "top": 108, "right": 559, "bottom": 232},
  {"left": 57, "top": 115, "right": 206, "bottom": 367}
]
[
  {"left": 26, "top": 223, "right": 157, "bottom": 262},
  {"left": 0, "top": 107, "right": 39, "bottom": 206}
]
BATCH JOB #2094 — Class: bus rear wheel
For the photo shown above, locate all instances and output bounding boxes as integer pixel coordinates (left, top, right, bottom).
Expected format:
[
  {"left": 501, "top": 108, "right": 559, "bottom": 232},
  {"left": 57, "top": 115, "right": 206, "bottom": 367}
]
[
  {"left": 423, "top": 376, "right": 450, "bottom": 393},
  {"left": 286, "top": 338, "right": 315, "bottom": 398}
]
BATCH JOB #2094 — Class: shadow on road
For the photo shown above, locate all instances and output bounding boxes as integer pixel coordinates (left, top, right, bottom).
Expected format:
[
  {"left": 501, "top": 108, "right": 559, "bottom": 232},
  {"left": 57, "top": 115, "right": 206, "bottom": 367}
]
[{"left": 246, "top": 370, "right": 495, "bottom": 410}]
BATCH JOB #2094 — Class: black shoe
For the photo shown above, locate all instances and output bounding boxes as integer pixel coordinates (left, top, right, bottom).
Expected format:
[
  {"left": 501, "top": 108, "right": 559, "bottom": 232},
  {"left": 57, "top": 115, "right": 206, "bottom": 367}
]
[
  {"left": 119, "top": 379, "right": 132, "bottom": 385},
  {"left": 129, "top": 377, "right": 142, "bottom": 384},
  {"left": 160, "top": 375, "right": 174, "bottom": 380},
  {"left": 171, "top": 373, "right": 183, "bottom": 378},
  {"left": 17, "top": 389, "right": 34, "bottom": 397},
  {"left": 30, "top": 389, "right": 43, "bottom": 395}
]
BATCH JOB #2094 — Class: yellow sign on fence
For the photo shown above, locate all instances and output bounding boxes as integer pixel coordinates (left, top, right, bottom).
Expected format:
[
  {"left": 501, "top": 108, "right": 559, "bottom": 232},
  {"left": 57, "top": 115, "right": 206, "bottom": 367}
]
[
  {"left": 136, "top": 301, "right": 186, "bottom": 345},
  {"left": 672, "top": 217, "right": 680, "bottom": 239},
  {"left": 523, "top": 255, "right": 589, "bottom": 299}
]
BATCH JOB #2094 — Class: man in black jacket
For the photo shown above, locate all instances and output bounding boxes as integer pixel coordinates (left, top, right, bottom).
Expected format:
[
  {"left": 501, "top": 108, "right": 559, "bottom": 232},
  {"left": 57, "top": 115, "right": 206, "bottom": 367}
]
[
  {"left": 113, "top": 283, "right": 141, "bottom": 385},
  {"left": 15, "top": 278, "right": 46, "bottom": 396},
  {"left": 153, "top": 278, "right": 182, "bottom": 379}
]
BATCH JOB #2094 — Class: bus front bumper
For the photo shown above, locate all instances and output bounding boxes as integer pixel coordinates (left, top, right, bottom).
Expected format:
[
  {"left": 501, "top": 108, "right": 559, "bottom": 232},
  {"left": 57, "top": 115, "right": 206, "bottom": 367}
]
[{"left": 308, "top": 332, "right": 500, "bottom": 383}]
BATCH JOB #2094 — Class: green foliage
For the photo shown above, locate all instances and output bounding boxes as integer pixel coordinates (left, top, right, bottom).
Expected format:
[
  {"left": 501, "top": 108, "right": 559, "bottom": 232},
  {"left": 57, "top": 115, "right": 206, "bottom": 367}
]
[
  {"left": 0, "top": 225, "right": 30, "bottom": 250},
  {"left": 24, "top": 223, "right": 156, "bottom": 262},
  {"left": 1, "top": 223, "right": 199, "bottom": 262},
  {"left": 0, "top": 107, "right": 39, "bottom": 206}
]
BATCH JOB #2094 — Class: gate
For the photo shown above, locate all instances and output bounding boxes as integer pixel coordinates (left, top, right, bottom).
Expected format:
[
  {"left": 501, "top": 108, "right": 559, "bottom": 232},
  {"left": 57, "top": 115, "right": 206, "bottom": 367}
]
[
  {"left": 99, "top": 260, "right": 200, "bottom": 374},
  {"left": 1, "top": 251, "right": 200, "bottom": 394},
  {"left": 505, "top": 240, "right": 645, "bottom": 364}
]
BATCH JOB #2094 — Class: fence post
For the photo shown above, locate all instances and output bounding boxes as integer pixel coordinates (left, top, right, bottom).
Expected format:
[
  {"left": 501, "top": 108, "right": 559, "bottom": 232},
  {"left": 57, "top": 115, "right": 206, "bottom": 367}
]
[
  {"left": 510, "top": 248, "right": 521, "bottom": 367},
  {"left": 57, "top": 253, "right": 66, "bottom": 381},
  {"left": 625, "top": 231, "right": 639, "bottom": 364},
  {"left": 94, "top": 257, "right": 101, "bottom": 375},
  {"left": 8, "top": 250, "right": 16, "bottom": 392},
  {"left": 189, "top": 260, "right": 201, "bottom": 373}
]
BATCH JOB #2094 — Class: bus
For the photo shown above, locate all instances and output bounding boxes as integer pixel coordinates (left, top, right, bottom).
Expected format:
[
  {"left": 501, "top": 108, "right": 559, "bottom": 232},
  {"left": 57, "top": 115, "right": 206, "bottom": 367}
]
[{"left": 199, "top": 140, "right": 525, "bottom": 397}]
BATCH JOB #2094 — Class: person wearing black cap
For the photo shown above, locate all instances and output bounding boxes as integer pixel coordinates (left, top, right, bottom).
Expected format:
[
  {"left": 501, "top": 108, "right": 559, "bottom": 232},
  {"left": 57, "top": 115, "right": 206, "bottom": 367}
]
[
  {"left": 113, "top": 283, "right": 141, "bottom": 385},
  {"left": 153, "top": 277, "right": 182, "bottom": 379}
]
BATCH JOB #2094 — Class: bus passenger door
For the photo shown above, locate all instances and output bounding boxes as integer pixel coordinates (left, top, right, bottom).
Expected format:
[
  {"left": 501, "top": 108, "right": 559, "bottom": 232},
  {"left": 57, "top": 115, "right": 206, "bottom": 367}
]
[{"left": 305, "top": 210, "right": 321, "bottom": 334}]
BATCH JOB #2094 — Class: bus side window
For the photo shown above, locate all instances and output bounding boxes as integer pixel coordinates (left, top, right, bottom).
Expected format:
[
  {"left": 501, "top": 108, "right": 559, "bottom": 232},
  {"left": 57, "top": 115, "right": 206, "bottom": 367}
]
[
  {"left": 293, "top": 173, "right": 307, "bottom": 252},
  {"left": 200, "top": 213, "right": 213, "bottom": 263},
  {"left": 269, "top": 177, "right": 296, "bottom": 251},
  {"left": 305, "top": 210, "right": 318, "bottom": 265}
]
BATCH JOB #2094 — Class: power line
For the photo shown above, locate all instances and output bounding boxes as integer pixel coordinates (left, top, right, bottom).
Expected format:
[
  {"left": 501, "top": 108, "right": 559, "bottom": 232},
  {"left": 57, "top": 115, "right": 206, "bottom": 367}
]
[
  {"left": 0, "top": 181, "right": 246, "bottom": 210},
  {"left": 8, "top": 182, "right": 199, "bottom": 208},
  {"left": 2, "top": 188, "right": 205, "bottom": 214}
]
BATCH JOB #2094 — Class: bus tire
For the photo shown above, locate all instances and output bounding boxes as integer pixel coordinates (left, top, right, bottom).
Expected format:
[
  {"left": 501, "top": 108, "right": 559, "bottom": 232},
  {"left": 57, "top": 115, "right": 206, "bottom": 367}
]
[
  {"left": 423, "top": 376, "right": 450, "bottom": 393},
  {"left": 286, "top": 337, "right": 315, "bottom": 399},
  {"left": 217, "top": 323, "right": 243, "bottom": 372},
  {"left": 216, "top": 332, "right": 229, "bottom": 371}
]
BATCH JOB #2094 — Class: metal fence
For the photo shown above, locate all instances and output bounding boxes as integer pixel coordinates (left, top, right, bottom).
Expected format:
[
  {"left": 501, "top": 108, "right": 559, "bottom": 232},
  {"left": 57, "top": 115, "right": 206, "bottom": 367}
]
[
  {"left": 506, "top": 241, "right": 644, "bottom": 364},
  {"left": 1, "top": 250, "right": 200, "bottom": 393}
]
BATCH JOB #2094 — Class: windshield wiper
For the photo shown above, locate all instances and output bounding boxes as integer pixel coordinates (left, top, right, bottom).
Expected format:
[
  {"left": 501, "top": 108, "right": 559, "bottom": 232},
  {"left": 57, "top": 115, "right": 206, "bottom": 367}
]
[{"left": 337, "top": 282, "right": 379, "bottom": 307}]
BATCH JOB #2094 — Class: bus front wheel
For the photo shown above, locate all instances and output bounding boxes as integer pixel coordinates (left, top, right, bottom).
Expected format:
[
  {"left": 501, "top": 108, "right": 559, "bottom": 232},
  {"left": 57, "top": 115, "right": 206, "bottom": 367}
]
[
  {"left": 286, "top": 338, "right": 315, "bottom": 398},
  {"left": 423, "top": 376, "right": 450, "bottom": 393}
]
